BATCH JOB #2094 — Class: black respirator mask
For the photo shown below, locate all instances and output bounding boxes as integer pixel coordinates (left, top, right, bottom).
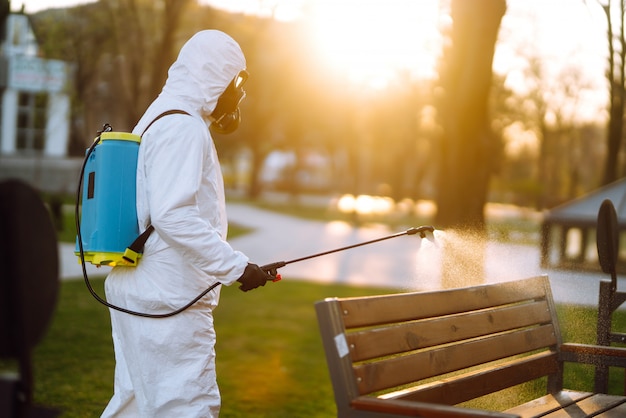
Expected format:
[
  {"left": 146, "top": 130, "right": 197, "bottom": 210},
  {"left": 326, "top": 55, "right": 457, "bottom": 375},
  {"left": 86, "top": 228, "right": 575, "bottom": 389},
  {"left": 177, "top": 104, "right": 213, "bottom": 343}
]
[{"left": 210, "top": 70, "right": 248, "bottom": 135}]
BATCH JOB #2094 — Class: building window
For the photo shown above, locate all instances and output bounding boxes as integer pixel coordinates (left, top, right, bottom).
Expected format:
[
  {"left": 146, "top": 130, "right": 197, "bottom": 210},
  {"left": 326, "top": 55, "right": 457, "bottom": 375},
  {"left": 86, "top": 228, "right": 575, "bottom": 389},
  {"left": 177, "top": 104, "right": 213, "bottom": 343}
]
[{"left": 16, "top": 92, "right": 47, "bottom": 154}]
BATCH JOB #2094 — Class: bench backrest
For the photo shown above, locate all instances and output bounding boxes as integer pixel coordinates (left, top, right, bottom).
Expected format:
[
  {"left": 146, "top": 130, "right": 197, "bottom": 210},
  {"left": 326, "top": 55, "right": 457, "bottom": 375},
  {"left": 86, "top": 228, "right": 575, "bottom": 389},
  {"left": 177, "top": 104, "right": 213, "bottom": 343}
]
[{"left": 315, "top": 275, "right": 564, "bottom": 414}]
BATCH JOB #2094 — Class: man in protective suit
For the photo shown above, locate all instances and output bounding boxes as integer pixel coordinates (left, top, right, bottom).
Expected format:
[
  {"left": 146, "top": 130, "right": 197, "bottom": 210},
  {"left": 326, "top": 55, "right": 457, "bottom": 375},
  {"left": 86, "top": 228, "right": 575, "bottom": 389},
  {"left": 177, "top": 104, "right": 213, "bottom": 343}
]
[{"left": 101, "top": 30, "right": 270, "bottom": 417}]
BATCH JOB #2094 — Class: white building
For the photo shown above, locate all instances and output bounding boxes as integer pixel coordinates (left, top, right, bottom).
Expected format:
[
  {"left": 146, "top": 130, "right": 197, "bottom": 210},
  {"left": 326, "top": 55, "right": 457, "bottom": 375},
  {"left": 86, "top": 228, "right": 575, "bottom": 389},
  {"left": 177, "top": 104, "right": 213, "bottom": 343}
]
[{"left": 0, "top": 12, "right": 74, "bottom": 193}]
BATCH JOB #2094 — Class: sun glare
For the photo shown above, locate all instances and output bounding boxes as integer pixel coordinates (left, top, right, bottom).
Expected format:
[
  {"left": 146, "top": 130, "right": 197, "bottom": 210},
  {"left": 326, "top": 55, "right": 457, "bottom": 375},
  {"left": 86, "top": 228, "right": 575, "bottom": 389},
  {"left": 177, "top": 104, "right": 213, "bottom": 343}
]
[
  {"left": 204, "top": 0, "right": 444, "bottom": 89},
  {"left": 307, "top": 0, "right": 443, "bottom": 89}
]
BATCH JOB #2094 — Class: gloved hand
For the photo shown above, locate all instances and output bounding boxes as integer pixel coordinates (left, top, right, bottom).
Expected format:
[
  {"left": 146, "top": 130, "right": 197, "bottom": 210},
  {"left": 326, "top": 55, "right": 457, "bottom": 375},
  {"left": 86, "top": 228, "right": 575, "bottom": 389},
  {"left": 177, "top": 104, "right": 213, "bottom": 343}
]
[{"left": 237, "top": 263, "right": 271, "bottom": 292}]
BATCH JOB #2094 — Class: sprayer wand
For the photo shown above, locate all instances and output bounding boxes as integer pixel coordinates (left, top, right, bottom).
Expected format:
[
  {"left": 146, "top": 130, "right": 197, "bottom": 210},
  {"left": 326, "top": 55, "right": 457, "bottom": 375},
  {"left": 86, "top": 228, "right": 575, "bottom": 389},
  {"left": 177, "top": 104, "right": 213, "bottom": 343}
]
[
  {"left": 260, "top": 225, "right": 435, "bottom": 279},
  {"left": 79, "top": 223, "right": 434, "bottom": 318}
]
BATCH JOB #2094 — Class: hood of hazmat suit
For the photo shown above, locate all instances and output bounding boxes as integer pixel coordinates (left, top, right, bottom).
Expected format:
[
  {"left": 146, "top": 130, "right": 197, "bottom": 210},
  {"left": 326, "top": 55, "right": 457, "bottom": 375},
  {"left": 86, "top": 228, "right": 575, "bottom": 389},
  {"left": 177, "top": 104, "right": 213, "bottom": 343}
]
[{"left": 102, "top": 30, "right": 249, "bottom": 418}]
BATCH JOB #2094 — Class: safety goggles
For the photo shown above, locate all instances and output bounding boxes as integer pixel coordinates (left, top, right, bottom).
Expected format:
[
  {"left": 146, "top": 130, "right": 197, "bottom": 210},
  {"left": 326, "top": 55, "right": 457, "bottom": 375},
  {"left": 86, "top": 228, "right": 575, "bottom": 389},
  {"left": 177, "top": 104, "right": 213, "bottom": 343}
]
[
  {"left": 234, "top": 70, "right": 249, "bottom": 89},
  {"left": 229, "top": 70, "right": 248, "bottom": 109}
]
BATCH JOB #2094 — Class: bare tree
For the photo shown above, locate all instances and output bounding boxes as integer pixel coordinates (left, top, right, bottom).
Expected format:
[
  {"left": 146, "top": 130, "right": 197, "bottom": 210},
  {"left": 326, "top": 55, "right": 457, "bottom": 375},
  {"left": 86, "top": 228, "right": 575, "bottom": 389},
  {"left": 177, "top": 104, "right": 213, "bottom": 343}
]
[
  {"left": 432, "top": 0, "right": 506, "bottom": 288},
  {"left": 32, "top": 0, "right": 193, "bottom": 147},
  {"left": 435, "top": 0, "right": 506, "bottom": 231},
  {"left": 593, "top": 0, "right": 626, "bottom": 184},
  {"left": 101, "top": 0, "right": 193, "bottom": 128},
  {"left": 32, "top": 5, "right": 115, "bottom": 152}
]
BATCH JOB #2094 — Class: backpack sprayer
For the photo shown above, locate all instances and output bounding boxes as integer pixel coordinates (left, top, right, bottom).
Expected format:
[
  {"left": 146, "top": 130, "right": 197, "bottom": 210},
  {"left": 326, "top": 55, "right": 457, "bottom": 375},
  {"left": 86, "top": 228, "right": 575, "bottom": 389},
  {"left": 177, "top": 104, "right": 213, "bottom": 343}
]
[
  {"left": 75, "top": 126, "right": 144, "bottom": 267},
  {"left": 75, "top": 122, "right": 436, "bottom": 318}
]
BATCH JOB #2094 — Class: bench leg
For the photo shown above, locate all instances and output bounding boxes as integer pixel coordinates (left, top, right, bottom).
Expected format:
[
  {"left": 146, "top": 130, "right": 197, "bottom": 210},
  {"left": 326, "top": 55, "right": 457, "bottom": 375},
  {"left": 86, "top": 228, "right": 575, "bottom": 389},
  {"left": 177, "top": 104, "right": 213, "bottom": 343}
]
[{"left": 596, "top": 279, "right": 613, "bottom": 393}]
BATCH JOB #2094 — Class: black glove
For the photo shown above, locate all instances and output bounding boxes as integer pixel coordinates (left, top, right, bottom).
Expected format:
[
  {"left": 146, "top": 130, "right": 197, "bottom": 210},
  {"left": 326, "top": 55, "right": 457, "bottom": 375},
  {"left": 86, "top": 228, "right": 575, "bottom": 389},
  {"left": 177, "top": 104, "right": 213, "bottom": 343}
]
[{"left": 237, "top": 263, "right": 270, "bottom": 292}]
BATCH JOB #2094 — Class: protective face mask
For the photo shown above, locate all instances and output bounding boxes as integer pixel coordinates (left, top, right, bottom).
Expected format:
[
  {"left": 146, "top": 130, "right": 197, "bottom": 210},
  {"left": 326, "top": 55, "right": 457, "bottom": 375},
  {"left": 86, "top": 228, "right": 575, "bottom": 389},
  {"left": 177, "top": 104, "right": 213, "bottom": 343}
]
[{"left": 210, "top": 70, "right": 248, "bottom": 134}]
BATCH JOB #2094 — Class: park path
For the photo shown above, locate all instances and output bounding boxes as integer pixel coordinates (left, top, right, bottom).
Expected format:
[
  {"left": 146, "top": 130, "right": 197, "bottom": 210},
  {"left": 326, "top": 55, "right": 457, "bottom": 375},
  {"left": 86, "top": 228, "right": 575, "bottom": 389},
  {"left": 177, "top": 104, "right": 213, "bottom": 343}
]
[{"left": 60, "top": 202, "right": 622, "bottom": 307}]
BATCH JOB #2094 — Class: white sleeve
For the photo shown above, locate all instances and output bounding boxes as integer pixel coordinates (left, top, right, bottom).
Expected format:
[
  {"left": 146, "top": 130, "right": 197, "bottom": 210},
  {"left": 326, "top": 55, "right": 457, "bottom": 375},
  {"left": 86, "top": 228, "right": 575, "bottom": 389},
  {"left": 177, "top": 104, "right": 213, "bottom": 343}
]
[{"left": 143, "top": 116, "right": 248, "bottom": 284}]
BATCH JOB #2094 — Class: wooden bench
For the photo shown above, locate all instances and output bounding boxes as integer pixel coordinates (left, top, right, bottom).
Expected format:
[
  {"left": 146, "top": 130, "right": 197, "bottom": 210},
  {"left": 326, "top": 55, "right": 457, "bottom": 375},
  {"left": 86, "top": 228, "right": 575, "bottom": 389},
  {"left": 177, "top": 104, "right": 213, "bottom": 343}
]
[{"left": 315, "top": 275, "right": 626, "bottom": 417}]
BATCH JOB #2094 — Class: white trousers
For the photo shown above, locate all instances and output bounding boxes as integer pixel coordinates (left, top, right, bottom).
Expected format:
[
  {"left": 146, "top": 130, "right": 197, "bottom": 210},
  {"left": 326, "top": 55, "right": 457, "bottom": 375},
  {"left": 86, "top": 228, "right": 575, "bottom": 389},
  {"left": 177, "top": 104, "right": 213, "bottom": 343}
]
[{"left": 101, "top": 307, "right": 220, "bottom": 417}]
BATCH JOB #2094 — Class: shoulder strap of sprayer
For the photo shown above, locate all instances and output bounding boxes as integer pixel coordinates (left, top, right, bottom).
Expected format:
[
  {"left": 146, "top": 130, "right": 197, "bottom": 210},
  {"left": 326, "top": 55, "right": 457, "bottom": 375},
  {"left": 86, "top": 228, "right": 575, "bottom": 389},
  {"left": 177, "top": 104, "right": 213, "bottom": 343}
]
[{"left": 122, "top": 110, "right": 191, "bottom": 265}]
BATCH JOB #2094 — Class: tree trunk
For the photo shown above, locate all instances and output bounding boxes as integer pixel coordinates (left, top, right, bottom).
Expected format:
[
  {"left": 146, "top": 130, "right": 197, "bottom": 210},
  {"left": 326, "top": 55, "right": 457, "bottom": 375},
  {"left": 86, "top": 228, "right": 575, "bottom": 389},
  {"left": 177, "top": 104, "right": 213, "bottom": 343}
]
[
  {"left": 435, "top": 0, "right": 505, "bottom": 288},
  {"left": 435, "top": 0, "right": 505, "bottom": 232},
  {"left": 601, "top": 1, "right": 625, "bottom": 185}
]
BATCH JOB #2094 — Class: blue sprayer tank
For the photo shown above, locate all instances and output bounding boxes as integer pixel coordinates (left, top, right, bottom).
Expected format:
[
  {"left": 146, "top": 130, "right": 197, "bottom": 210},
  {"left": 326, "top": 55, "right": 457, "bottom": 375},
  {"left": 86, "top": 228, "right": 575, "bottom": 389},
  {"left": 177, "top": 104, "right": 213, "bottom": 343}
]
[{"left": 75, "top": 131, "right": 142, "bottom": 266}]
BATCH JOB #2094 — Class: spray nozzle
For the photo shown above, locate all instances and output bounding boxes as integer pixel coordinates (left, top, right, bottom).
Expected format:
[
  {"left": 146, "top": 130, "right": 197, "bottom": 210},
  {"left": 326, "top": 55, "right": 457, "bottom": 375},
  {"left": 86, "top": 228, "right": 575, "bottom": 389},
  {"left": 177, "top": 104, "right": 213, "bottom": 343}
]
[{"left": 406, "top": 225, "right": 435, "bottom": 238}]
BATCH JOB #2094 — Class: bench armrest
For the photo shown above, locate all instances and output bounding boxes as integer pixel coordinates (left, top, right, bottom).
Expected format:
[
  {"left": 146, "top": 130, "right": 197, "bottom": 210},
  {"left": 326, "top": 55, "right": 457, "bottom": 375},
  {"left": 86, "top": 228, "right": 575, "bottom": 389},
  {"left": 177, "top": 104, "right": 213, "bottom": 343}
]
[
  {"left": 560, "top": 343, "right": 626, "bottom": 368},
  {"left": 351, "top": 397, "right": 520, "bottom": 418}
]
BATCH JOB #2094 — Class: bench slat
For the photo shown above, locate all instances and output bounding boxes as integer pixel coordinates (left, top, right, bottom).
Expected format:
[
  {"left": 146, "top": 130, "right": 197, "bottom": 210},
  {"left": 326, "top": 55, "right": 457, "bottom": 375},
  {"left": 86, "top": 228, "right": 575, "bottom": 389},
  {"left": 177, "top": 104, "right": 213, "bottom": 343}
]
[
  {"left": 338, "top": 276, "right": 548, "bottom": 328},
  {"left": 386, "top": 352, "right": 559, "bottom": 406},
  {"left": 541, "top": 393, "right": 626, "bottom": 418},
  {"left": 595, "top": 400, "right": 626, "bottom": 417},
  {"left": 348, "top": 300, "right": 552, "bottom": 361},
  {"left": 316, "top": 276, "right": 626, "bottom": 417},
  {"left": 354, "top": 324, "right": 558, "bottom": 395},
  {"left": 351, "top": 396, "right": 520, "bottom": 418},
  {"left": 504, "top": 390, "right": 593, "bottom": 417}
]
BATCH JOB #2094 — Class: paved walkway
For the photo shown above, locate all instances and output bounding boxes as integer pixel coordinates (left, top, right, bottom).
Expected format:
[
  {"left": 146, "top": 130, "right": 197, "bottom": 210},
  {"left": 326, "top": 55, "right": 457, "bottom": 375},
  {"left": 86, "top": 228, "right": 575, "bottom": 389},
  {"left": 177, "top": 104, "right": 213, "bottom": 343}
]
[{"left": 61, "top": 202, "right": 624, "bottom": 307}]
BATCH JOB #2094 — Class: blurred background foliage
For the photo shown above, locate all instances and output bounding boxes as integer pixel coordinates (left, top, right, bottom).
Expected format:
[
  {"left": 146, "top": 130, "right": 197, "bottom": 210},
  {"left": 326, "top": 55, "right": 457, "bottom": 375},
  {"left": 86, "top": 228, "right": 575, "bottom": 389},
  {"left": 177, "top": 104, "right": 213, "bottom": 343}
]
[{"left": 29, "top": 0, "right": 609, "bottom": 230}]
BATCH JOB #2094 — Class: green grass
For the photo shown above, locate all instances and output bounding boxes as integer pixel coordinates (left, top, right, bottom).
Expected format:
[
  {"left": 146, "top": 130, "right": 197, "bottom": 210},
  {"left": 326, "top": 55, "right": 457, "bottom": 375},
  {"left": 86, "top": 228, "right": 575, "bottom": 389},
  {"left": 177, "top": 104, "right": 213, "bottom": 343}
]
[
  {"left": 57, "top": 207, "right": 79, "bottom": 243},
  {"left": 31, "top": 278, "right": 115, "bottom": 416},
  {"left": 6, "top": 278, "right": 625, "bottom": 417},
  {"left": 23, "top": 278, "right": 395, "bottom": 417},
  {"left": 40, "top": 200, "right": 601, "bottom": 416},
  {"left": 214, "top": 280, "right": 397, "bottom": 418}
]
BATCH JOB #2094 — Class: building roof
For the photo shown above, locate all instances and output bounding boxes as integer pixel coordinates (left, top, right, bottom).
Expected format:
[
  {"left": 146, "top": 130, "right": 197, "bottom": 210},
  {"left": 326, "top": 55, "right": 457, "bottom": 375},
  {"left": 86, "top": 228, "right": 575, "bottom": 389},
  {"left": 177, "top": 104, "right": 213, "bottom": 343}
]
[{"left": 544, "top": 177, "right": 626, "bottom": 226}]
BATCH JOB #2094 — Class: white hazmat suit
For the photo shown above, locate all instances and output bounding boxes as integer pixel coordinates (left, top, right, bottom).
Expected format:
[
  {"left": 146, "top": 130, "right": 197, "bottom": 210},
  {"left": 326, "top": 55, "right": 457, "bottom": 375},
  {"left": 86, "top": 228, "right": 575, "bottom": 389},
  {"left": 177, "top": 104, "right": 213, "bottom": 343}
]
[{"left": 101, "top": 30, "right": 252, "bottom": 417}]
